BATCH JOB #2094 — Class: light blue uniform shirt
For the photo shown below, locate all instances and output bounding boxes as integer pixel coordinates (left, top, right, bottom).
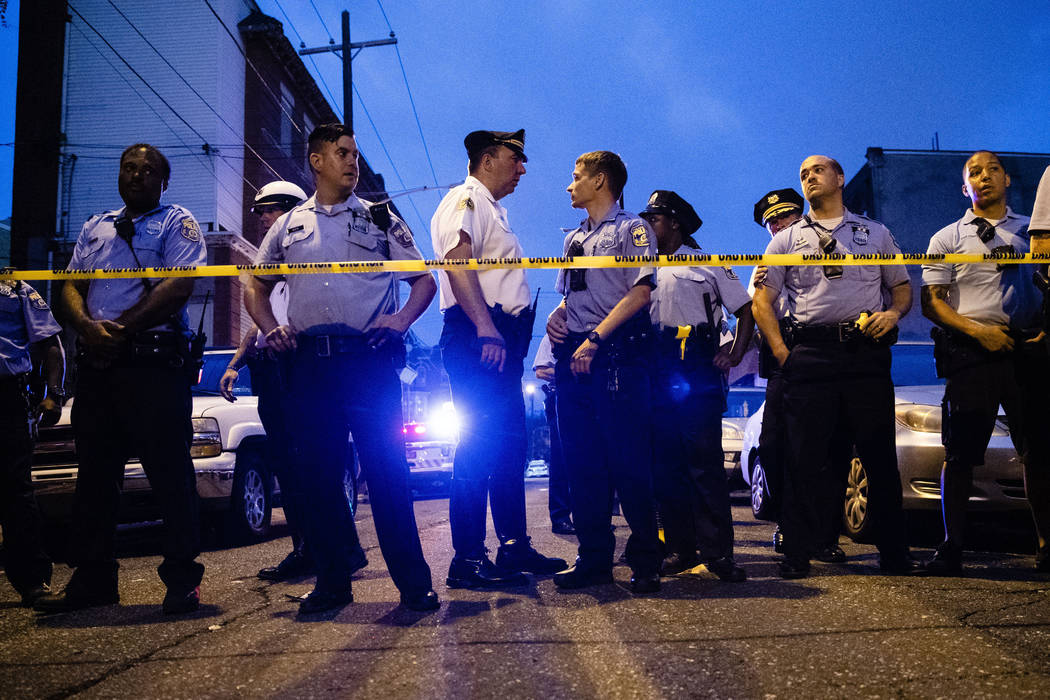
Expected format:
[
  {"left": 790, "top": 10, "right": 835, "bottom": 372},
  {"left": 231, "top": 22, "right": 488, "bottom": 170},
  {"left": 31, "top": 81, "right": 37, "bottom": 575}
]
[
  {"left": 66, "top": 204, "right": 206, "bottom": 331},
  {"left": 255, "top": 194, "right": 426, "bottom": 336},
  {"left": 921, "top": 207, "right": 1039, "bottom": 330},
  {"left": 0, "top": 281, "right": 62, "bottom": 376},
  {"left": 651, "top": 243, "right": 752, "bottom": 329},
  {"left": 760, "top": 208, "right": 908, "bottom": 325},
  {"left": 556, "top": 204, "right": 657, "bottom": 333}
]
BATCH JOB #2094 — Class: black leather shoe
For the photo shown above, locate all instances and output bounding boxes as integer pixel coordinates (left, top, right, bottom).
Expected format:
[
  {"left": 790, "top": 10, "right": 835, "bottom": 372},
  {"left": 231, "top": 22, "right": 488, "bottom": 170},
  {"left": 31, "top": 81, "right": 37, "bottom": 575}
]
[
  {"left": 495, "top": 538, "right": 567, "bottom": 575},
  {"left": 553, "top": 562, "right": 614, "bottom": 589},
  {"left": 20, "top": 583, "right": 51, "bottom": 608},
  {"left": 773, "top": 527, "right": 785, "bottom": 553},
  {"left": 446, "top": 555, "right": 528, "bottom": 589},
  {"left": 162, "top": 586, "right": 201, "bottom": 615},
  {"left": 629, "top": 572, "right": 661, "bottom": 594},
  {"left": 778, "top": 559, "right": 810, "bottom": 579},
  {"left": 880, "top": 553, "right": 922, "bottom": 575},
  {"left": 923, "top": 546, "right": 963, "bottom": 576},
  {"left": 258, "top": 550, "right": 313, "bottom": 582},
  {"left": 34, "top": 587, "right": 120, "bottom": 613},
  {"left": 661, "top": 552, "right": 700, "bottom": 576},
  {"left": 400, "top": 589, "right": 440, "bottom": 612},
  {"left": 298, "top": 588, "right": 353, "bottom": 615},
  {"left": 815, "top": 545, "right": 847, "bottom": 564},
  {"left": 706, "top": 557, "right": 747, "bottom": 582},
  {"left": 551, "top": 519, "right": 576, "bottom": 535}
]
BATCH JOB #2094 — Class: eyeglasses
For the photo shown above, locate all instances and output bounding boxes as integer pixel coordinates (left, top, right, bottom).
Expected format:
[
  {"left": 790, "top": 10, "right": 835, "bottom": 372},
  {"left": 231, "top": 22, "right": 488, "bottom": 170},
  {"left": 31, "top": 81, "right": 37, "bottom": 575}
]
[{"left": 567, "top": 240, "right": 587, "bottom": 292}]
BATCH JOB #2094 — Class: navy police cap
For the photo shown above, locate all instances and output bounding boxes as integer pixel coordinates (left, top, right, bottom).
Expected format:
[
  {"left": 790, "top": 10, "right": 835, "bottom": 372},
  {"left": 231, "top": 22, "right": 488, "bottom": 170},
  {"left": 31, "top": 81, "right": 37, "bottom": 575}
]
[
  {"left": 464, "top": 129, "right": 527, "bottom": 162},
  {"left": 640, "top": 190, "right": 702, "bottom": 236},
  {"left": 754, "top": 188, "right": 804, "bottom": 226}
]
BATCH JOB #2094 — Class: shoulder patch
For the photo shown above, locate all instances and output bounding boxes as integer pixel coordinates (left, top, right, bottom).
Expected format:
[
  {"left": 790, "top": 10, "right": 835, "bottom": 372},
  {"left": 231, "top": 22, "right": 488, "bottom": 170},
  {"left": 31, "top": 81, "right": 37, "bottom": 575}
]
[
  {"left": 181, "top": 218, "right": 202, "bottom": 242},
  {"left": 389, "top": 220, "right": 413, "bottom": 247},
  {"left": 457, "top": 197, "right": 474, "bottom": 211},
  {"left": 631, "top": 223, "right": 649, "bottom": 247},
  {"left": 28, "top": 290, "right": 49, "bottom": 309},
  {"left": 723, "top": 267, "right": 739, "bottom": 280}
]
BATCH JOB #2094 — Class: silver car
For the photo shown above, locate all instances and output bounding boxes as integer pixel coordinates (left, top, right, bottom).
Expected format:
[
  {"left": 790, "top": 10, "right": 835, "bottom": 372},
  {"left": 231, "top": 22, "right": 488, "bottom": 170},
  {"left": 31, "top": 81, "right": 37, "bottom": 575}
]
[{"left": 740, "top": 341, "right": 1029, "bottom": 541}]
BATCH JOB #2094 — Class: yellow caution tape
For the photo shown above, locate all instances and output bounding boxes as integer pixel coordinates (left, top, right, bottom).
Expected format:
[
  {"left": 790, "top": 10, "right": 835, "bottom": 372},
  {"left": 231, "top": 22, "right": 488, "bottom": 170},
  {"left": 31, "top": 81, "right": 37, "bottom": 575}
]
[{"left": 1, "top": 252, "right": 1048, "bottom": 282}]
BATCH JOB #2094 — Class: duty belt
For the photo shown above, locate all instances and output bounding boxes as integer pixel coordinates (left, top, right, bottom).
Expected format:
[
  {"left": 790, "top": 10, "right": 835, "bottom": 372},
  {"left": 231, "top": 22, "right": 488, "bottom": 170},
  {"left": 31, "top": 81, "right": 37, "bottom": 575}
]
[
  {"left": 657, "top": 324, "right": 716, "bottom": 360},
  {"left": 299, "top": 333, "right": 368, "bottom": 357}
]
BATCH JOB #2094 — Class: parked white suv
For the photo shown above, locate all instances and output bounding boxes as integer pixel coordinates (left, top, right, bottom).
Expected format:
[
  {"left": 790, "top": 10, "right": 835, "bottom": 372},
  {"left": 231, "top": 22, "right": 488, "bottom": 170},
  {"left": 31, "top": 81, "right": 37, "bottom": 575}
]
[{"left": 31, "top": 349, "right": 358, "bottom": 542}]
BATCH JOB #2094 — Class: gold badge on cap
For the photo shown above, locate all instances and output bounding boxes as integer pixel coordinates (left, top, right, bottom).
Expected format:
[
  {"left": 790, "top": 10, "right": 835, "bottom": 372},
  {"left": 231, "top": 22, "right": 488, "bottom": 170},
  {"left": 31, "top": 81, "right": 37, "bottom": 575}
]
[
  {"left": 457, "top": 197, "right": 474, "bottom": 211},
  {"left": 767, "top": 194, "right": 779, "bottom": 204},
  {"left": 631, "top": 224, "right": 650, "bottom": 247}
]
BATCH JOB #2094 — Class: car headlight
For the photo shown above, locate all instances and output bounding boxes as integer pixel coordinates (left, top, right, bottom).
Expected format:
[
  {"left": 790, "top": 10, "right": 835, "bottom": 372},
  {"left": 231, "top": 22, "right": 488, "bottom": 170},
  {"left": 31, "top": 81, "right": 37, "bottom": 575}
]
[
  {"left": 894, "top": 404, "right": 941, "bottom": 433},
  {"left": 191, "top": 417, "right": 222, "bottom": 457}
]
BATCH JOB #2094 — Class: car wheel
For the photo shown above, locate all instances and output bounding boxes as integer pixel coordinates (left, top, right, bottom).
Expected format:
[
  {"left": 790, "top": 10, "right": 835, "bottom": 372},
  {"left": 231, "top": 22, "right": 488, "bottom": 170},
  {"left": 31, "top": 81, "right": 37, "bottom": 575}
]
[
  {"left": 843, "top": 456, "right": 872, "bottom": 542},
  {"left": 749, "top": 454, "right": 776, "bottom": 521},
  {"left": 229, "top": 450, "right": 272, "bottom": 542}
]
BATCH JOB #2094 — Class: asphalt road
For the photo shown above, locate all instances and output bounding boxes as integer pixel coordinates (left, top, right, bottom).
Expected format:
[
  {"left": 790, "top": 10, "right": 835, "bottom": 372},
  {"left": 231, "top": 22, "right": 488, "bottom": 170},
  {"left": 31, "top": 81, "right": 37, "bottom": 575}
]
[{"left": 3, "top": 483, "right": 1050, "bottom": 699}]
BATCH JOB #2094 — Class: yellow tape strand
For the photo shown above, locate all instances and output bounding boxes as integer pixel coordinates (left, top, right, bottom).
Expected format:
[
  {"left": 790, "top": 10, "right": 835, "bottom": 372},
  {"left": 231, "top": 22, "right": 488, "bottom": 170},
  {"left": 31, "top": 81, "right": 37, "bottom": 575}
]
[{"left": 1, "top": 252, "right": 1048, "bottom": 282}]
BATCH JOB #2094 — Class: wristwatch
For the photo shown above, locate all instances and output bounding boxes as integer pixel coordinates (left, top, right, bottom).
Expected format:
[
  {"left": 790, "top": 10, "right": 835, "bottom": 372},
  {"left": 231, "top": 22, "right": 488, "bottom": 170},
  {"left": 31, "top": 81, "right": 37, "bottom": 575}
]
[{"left": 587, "top": 330, "right": 602, "bottom": 345}]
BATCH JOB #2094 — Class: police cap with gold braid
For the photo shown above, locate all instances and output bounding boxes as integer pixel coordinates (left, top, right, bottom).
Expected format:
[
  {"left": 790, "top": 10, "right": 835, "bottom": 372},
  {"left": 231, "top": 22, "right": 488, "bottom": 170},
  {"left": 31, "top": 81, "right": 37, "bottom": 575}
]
[
  {"left": 464, "top": 129, "right": 527, "bottom": 162},
  {"left": 754, "top": 188, "right": 804, "bottom": 226}
]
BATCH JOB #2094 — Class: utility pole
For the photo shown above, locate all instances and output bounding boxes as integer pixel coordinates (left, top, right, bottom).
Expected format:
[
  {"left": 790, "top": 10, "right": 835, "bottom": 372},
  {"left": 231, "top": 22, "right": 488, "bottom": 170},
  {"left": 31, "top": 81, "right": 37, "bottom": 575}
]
[{"left": 299, "top": 10, "right": 397, "bottom": 132}]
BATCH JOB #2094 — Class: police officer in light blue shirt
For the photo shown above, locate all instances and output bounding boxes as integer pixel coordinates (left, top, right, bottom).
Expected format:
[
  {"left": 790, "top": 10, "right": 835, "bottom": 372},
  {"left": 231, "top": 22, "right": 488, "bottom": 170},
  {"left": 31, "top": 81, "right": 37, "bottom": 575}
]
[
  {"left": 921, "top": 150, "right": 1050, "bottom": 574},
  {"left": 752, "top": 154, "right": 916, "bottom": 579},
  {"left": 247, "top": 123, "right": 439, "bottom": 615},
  {"left": 547, "top": 150, "right": 663, "bottom": 593},
  {"left": 0, "top": 279, "right": 64, "bottom": 607},
  {"left": 36, "top": 143, "right": 207, "bottom": 616}
]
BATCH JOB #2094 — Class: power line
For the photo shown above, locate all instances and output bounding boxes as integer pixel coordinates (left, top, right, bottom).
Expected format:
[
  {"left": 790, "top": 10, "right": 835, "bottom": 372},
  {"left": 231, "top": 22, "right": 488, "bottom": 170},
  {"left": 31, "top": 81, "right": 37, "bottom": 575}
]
[
  {"left": 307, "top": 0, "right": 334, "bottom": 43},
  {"left": 201, "top": 0, "right": 306, "bottom": 138},
  {"left": 376, "top": 0, "right": 440, "bottom": 188},
  {"left": 106, "top": 0, "right": 299, "bottom": 187},
  {"left": 271, "top": 0, "right": 344, "bottom": 122},
  {"left": 66, "top": 21, "right": 245, "bottom": 222}
]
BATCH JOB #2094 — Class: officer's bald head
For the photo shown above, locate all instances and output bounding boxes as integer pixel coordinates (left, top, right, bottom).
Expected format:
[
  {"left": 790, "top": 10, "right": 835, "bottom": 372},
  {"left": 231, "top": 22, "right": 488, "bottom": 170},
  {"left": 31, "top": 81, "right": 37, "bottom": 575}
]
[{"left": 120, "top": 143, "right": 170, "bottom": 188}]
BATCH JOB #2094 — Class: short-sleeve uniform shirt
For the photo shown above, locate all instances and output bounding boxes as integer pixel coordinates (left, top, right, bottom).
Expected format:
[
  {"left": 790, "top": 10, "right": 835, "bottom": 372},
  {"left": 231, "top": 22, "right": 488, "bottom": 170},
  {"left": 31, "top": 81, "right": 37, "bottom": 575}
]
[
  {"left": 651, "top": 243, "right": 751, "bottom": 329},
  {"left": 66, "top": 204, "right": 206, "bottom": 330},
  {"left": 556, "top": 204, "right": 657, "bottom": 333},
  {"left": 430, "top": 176, "right": 530, "bottom": 315},
  {"left": 255, "top": 194, "right": 426, "bottom": 336},
  {"left": 0, "top": 281, "right": 62, "bottom": 376},
  {"left": 921, "top": 207, "right": 1039, "bottom": 330},
  {"left": 760, "top": 208, "right": 908, "bottom": 325}
]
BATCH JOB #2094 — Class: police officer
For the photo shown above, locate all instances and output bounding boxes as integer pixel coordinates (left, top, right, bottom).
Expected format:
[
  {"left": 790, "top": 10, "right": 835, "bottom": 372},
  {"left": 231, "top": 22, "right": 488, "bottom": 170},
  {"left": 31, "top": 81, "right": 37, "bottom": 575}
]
[
  {"left": 921, "top": 151, "right": 1050, "bottom": 573},
  {"left": 752, "top": 154, "right": 917, "bottom": 579},
  {"left": 546, "top": 150, "right": 662, "bottom": 593},
  {"left": 431, "top": 129, "right": 566, "bottom": 589},
  {"left": 641, "top": 190, "right": 753, "bottom": 581},
  {"left": 36, "top": 144, "right": 207, "bottom": 614},
  {"left": 750, "top": 189, "right": 850, "bottom": 562},
  {"left": 246, "top": 123, "right": 438, "bottom": 614},
  {"left": 533, "top": 334, "right": 574, "bottom": 535},
  {"left": 0, "top": 278, "right": 63, "bottom": 607},
  {"left": 750, "top": 189, "right": 804, "bottom": 553},
  {"left": 221, "top": 181, "right": 367, "bottom": 582}
]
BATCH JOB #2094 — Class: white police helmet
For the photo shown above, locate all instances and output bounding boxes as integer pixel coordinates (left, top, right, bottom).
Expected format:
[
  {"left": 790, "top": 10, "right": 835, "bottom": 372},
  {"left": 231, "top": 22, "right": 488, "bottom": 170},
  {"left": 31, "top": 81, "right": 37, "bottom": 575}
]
[{"left": 252, "top": 181, "right": 307, "bottom": 212}]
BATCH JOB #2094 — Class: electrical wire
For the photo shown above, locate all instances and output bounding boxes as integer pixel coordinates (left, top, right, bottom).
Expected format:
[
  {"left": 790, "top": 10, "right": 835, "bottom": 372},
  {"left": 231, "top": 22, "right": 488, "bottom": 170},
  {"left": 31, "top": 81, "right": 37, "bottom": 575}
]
[
  {"left": 307, "top": 0, "right": 334, "bottom": 43},
  {"left": 105, "top": 0, "right": 291, "bottom": 187},
  {"left": 271, "top": 0, "right": 344, "bottom": 122}
]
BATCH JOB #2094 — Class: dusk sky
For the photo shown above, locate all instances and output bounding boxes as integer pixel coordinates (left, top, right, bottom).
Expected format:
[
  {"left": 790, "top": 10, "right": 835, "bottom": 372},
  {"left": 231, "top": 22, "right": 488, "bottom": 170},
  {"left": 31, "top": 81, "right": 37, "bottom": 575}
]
[{"left": 2, "top": 1, "right": 1049, "bottom": 345}]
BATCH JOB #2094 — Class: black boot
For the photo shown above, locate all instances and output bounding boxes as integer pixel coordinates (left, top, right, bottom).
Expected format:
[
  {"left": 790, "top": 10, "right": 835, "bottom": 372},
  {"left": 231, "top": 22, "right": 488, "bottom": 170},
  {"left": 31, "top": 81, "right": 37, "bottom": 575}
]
[
  {"left": 446, "top": 555, "right": 528, "bottom": 589},
  {"left": 495, "top": 538, "right": 567, "bottom": 575},
  {"left": 258, "top": 550, "right": 312, "bottom": 582}
]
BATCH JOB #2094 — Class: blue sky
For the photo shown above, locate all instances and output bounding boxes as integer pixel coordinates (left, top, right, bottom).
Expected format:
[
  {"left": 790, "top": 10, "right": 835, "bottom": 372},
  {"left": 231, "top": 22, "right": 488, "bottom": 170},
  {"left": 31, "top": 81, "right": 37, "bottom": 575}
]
[{"left": 2, "top": 0, "right": 1050, "bottom": 344}]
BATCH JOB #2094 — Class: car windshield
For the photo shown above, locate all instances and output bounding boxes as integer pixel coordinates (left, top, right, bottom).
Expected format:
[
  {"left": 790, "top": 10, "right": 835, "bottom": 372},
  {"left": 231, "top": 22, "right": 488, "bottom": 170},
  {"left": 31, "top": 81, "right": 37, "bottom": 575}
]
[
  {"left": 193, "top": 351, "right": 252, "bottom": 396},
  {"left": 891, "top": 342, "right": 942, "bottom": 387}
]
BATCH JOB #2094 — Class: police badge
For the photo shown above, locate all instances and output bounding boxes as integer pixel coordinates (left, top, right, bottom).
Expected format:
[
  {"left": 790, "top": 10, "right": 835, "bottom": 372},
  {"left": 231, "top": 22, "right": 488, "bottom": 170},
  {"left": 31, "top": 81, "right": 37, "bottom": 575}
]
[
  {"left": 389, "top": 220, "right": 414, "bottom": 248},
  {"left": 851, "top": 224, "right": 870, "bottom": 245},
  {"left": 631, "top": 224, "right": 650, "bottom": 247},
  {"left": 181, "top": 218, "right": 202, "bottom": 242}
]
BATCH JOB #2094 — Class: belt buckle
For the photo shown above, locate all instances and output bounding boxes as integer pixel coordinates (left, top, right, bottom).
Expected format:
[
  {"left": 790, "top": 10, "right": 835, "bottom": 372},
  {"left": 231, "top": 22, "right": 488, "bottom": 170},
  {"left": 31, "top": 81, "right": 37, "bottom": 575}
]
[{"left": 316, "top": 335, "right": 331, "bottom": 357}]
